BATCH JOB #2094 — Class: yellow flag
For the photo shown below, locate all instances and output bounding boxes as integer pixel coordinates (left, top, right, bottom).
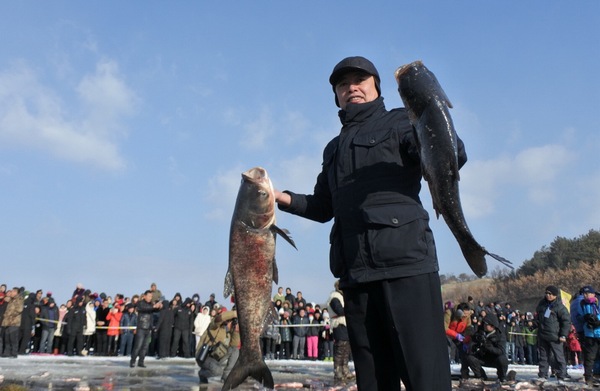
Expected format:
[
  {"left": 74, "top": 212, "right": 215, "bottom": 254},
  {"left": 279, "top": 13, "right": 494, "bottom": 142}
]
[{"left": 561, "top": 289, "right": 572, "bottom": 312}]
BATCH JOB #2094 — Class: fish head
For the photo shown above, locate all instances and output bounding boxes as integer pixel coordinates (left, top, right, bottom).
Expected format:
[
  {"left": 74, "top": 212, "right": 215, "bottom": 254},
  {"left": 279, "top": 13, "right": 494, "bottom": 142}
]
[
  {"left": 234, "top": 167, "right": 276, "bottom": 229},
  {"left": 395, "top": 60, "right": 453, "bottom": 119}
]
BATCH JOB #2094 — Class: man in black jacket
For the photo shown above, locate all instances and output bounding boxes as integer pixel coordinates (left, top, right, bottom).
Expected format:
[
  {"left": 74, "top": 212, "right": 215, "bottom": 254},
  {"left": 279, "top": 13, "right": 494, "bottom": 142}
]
[
  {"left": 170, "top": 298, "right": 193, "bottom": 358},
  {"left": 463, "top": 315, "right": 509, "bottom": 382},
  {"left": 130, "top": 290, "right": 162, "bottom": 368},
  {"left": 535, "top": 285, "right": 570, "bottom": 382},
  {"left": 275, "top": 56, "right": 466, "bottom": 391},
  {"left": 65, "top": 297, "right": 86, "bottom": 356}
]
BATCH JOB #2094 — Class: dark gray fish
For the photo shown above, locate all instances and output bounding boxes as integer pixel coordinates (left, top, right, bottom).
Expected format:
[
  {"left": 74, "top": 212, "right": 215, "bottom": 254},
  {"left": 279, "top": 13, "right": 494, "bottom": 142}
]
[
  {"left": 394, "top": 61, "right": 512, "bottom": 277},
  {"left": 222, "top": 167, "right": 296, "bottom": 390}
]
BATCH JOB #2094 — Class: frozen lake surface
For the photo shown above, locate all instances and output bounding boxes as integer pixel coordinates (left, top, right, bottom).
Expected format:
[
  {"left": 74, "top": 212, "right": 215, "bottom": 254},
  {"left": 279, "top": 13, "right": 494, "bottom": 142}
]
[{"left": 0, "top": 354, "right": 590, "bottom": 390}]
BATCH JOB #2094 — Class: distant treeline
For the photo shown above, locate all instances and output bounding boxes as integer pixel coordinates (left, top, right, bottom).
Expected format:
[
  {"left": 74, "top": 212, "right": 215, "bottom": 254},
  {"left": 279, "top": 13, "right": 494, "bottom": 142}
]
[{"left": 442, "top": 228, "right": 600, "bottom": 309}]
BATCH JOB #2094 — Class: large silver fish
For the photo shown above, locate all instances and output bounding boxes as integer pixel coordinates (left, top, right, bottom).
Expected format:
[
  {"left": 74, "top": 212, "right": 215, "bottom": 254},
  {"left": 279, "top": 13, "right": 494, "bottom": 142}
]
[
  {"left": 394, "top": 61, "right": 512, "bottom": 277},
  {"left": 222, "top": 167, "right": 296, "bottom": 390}
]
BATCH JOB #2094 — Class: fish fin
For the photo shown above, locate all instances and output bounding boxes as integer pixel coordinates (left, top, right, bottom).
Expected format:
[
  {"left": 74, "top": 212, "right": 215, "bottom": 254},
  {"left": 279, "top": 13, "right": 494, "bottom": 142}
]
[
  {"left": 271, "top": 225, "right": 297, "bottom": 250},
  {"left": 223, "top": 269, "right": 234, "bottom": 298},
  {"left": 486, "top": 251, "right": 514, "bottom": 269},
  {"left": 222, "top": 353, "right": 274, "bottom": 390},
  {"left": 273, "top": 258, "right": 279, "bottom": 285}
]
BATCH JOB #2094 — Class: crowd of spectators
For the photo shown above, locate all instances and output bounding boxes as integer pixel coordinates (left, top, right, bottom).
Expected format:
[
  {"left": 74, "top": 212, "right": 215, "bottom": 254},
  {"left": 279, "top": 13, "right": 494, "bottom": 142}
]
[
  {"left": 11, "top": 280, "right": 598, "bottom": 383},
  {"left": 0, "top": 282, "right": 334, "bottom": 362},
  {"left": 444, "top": 287, "right": 600, "bottom": 385}
]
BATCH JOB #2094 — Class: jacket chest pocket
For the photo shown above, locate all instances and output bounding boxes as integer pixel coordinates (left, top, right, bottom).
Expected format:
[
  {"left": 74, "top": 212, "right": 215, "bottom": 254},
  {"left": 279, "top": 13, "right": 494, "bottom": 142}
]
[{"left": 352, "top": 129, "right": 396, "bottom": 167}]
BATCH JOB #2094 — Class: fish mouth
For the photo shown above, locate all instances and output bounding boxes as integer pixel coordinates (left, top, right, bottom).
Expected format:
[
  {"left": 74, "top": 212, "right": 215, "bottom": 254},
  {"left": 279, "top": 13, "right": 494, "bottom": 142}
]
[
  {"left": 394, "top": 60, "right": 423, "bottom": 82},
  {"left": 242, "top": 167, "right": 269, "bottom": 183}
]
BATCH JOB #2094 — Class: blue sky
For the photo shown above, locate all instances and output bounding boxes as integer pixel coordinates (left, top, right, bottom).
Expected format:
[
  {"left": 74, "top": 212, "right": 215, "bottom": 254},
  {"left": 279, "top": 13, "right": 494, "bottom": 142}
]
[{"left": 1, "top": 2, "right": 598, "bottom": 306}]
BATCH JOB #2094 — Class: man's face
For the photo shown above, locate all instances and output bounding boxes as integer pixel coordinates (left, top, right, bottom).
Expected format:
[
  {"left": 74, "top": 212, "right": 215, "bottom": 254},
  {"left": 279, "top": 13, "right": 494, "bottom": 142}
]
[
  {"left": 334, "top": 71, "right": 379, "bottom": 110},
  {"left": 545, "top": 290, "right": 557, "bottom": 301},
  {"left": 144, "top": 293, "right": 153, "bottom": 303}
]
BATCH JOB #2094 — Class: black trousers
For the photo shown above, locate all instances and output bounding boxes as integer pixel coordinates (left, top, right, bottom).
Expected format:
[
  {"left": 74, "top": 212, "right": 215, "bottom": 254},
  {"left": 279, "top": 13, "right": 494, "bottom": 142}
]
[
  {"left": 67, "top": 330, "right": 84, "bottom": 356},
  {"left": 582, "top": 336, "right": 600, "bottom": 380},
  {"left": 131, "top": 328, "right": 152, "bottom": 364},
  {"left": 464, "top": 353, "right": 509, "bottom": 380},
  {"left": 344, "top": 273, "right": 451, "bottom": 391},
  {"left": 171, "top": 328, "right": 191, "bottom": 358}
]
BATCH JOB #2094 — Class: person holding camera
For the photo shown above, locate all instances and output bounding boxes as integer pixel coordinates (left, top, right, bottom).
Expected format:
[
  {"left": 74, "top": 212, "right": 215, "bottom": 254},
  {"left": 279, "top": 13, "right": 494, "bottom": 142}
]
[
  {"left": 196, "top": 310, "right": 239, "bottom": 384},
  {"left": 577, "top": 285, "right": 600, "bottom": 387},
  {"left": 462, "top": 315, "right": 509, "bottom": 383}
]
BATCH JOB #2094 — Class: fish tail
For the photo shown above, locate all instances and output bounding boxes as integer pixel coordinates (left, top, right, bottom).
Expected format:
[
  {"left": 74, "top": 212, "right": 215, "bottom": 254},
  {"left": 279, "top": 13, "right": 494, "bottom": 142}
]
[
  {"left": 455, "top": 236, "right": 488, "bottom": 278},
  {"left": 486, "top": 251, "right": 514, "bottom": 269},
  {"left": 221, "top": 355, "right": 274, "bottom": 390}
]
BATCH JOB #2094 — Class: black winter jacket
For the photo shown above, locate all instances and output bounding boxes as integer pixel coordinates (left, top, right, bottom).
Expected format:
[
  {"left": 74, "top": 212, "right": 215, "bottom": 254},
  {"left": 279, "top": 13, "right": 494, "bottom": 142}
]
[
  {"left": 136, "top": 300, "right": 159, "bottom": 330},
  {"left": 471, "top": 328, "right": 505, "bottom": 362},
  {"left": 281, "top": 97, "right": 467, "bottom": 288},
  {"left": 535, "top": 298, "right": 570, "bottom": 342}
]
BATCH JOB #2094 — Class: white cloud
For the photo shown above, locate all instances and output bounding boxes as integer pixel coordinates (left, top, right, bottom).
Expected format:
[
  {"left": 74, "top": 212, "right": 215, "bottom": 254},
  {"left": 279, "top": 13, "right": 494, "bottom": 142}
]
[
  {"left": 460, "top": 143, "right": 574, "bottom": 218},
  {"left": 240, "top": 106, "right": 275, "bottom": 149},
  {"left": 0, "top": 60, "right": 136, "bottom": 171}
]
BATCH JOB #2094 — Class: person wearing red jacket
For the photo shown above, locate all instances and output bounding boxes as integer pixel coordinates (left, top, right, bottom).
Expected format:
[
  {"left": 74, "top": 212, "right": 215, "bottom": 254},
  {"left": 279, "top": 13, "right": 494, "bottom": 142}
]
[
  {"left": 106, "top": 305, "right": 123, "bottom": 356},
  {"left": 445, "top": 302, "right": 475, "bottom": 378}
]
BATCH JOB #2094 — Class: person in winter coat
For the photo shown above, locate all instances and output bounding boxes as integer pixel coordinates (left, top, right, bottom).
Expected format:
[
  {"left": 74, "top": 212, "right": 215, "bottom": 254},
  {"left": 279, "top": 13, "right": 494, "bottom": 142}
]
[
  {"left": 0, "top": 292, "right": 7, "bottom": 355},
  {"left": 463, "top": 315, "right": 510, "bottom": 382},
  {"left": 523, "top": 320, "right": 538, "bottom": 365},
  {"left": 446, "top": 302, "right": 474, "bottom": 373},
  {"left": 1, "top": 287, "right": 24, "bottom": 358},
  {"left": 197, "top": 310, "right": 240, "bottom": 384},
  {"left": 119, "top": 304, "right": 137, "bottom": 356},
  {"left": 106, "top": 305, "right": 123, "bottom": 355},
  {"left": 320, "top": 311, "right": 334, "bottom": 362},
  {"left": 305, "top": 309, "right": 320, "bottom": 360},
  {"left": 95, "top": 299, "right": 110, "bottom": 356},
  {"left": 274, "top": 56, "right": 465, "bottom": 391},
  {"left": 566, "top": 324, "right": 582, "bottom": 366},
  {"left": 327, "top": 280, "right": 355, "bottom": 384},
  {"left": 507, "top": 318, "right": 525, "bottom": 364},
  {"left": 193, "top": 305, "right": 211, "bottom": 348},
  {"left": 535, "top": 285, "right": 571, "bottom": 381},
  {"left": 156, "top": 299, "right": 174, "bottom": 359},
  {"left": 576, "top": 285, "right": 600, "bottom": 386},
  {"left": 130, "top": 290, "right": 162, "bottom": 368},
  {"left": 83, "top": 298, "right": 96, "bottom": 354},
  {"left": 39, "top": 298, "right": 59, "bottom": 353},
  {"left": 18, "top": 292, "right": 36, "bottom": 354},
  {"left": 171, "top": 298, "right": 193, "bottom": 358},
  {"left": 279, "top": 310, "right": 293, "bottom": 359},
  {"left": 53, "top": 304, "right": 68, "bottom": 354},
  {"left": 291, "top": 308, "right": 309, "bottom": 360},
  {"left": 261, "top": 309, "right": 280, "bottom": 360},
  {"left": 65, "top": 297, "right": 86, "bottom": 356}
]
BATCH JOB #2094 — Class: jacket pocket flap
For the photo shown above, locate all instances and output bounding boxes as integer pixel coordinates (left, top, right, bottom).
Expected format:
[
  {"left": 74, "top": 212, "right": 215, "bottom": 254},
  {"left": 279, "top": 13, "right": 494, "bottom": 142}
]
[
  {"left": 362, "top": 204, "right": 427, "bottom": 227},
  {"left": 353, "top": 129, "right": 391, "bottom": 147}
]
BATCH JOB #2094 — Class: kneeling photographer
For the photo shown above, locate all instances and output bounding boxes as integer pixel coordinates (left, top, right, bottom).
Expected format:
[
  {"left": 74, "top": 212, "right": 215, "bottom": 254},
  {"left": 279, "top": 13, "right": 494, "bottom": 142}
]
[
  {"left": 463, "top": 314, "right": 509, "bottom": 383},
  {"left": 196, "top": 310, "right": 240, "bottom": 384}
]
